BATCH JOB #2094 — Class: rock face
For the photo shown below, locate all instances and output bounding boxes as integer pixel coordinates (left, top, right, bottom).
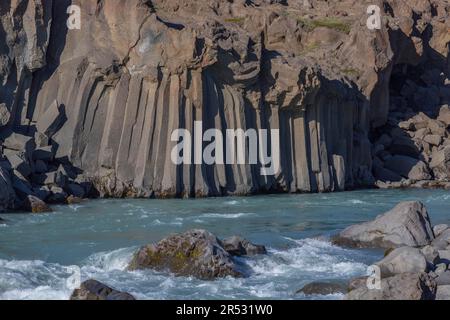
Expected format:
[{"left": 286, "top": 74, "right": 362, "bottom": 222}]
[
  {"left": 333, "top": 201, "right": 435, "bottom": 248},
  {"left": 70, "top": 279, "right": 136, "bottom": 300},
  {"left": 128, "top": 230, "right": 243, "bottom": 280},
  {"left": 0, "top": 0, "right": 448, "bottom": 201},
  {"left": 24, "top": 195, "right": 52, "bottom": 214}
]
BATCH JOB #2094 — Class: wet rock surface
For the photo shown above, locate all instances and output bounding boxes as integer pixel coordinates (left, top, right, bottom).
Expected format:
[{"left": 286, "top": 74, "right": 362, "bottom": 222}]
[
  {"left": 222, "top": 236, "right": 267, "bottom": 257},
  {"left": 296, "top": 281, "right": 347, "bottom": 296},
  {"left": 129, "top": 230, "right": 241, "bottom": 279},
  {"left": 70, "top": 279, "right": 136, "bottom": 300}
]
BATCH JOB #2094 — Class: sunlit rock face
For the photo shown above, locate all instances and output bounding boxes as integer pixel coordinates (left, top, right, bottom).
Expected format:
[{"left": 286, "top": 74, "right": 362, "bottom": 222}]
[{"left": 0, "top": 0, "right": 449, "bottom": 199}]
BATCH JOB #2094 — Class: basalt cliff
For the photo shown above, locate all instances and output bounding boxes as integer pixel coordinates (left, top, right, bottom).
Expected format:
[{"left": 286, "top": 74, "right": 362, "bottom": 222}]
[{"left": 0, "top": 0, "right": 449, "bottom": 211}]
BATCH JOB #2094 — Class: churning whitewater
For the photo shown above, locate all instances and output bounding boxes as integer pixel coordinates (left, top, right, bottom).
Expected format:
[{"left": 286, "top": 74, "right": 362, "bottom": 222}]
[{"left": 1, "top": 189, "right": 450, "bottom": 300}]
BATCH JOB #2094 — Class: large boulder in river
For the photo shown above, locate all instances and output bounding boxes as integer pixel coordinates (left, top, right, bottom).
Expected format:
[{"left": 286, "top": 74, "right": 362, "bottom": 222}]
[
  {"left": 346, "top": 272, "right": 436, "bottom": 300},
  {"left": 333, "top": 201, "right": 434, "bottom": 248},
  {"left": 70, "top": 279, "right": 135, "bottom": 300},
  {"left": 128, "top": 230, "right": 242, "bottom": 280}
]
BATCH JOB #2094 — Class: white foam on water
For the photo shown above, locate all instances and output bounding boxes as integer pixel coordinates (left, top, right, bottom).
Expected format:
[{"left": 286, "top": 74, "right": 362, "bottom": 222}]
[
  {"left": 151, "top": 219, "right": 183, "bottom": 226},
  {"left": 198, "top": 213, "right": 256, "bottom": 219},
  {"left": 0, "top": 259, "right": 73, "bottom": 300},
  {"left": 0, "top": 238, "right": 371, "bottom": 300},
  {"left": 83, "top": 247, "right": 136, "bottom": 272},
  {"left": 224, "top": 200, "right": 239, "bottom": 205}
]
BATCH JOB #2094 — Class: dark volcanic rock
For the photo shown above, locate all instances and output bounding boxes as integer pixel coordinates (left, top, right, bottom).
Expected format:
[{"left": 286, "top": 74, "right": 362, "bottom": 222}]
[
  {"left": 128, "top": 230, "right": 242, "bottom": 280},
  {"left": 70, "top": 279, "right": 135, "bottom": 300},
  {"left": 222, "top": 236, "right": 267, "bottom": 257},
  {"left": 296, "top": 281, "right": 347, "bottom": 296},
  {"left": 332, "top": 201, "right": 434, "bottom": 249}
]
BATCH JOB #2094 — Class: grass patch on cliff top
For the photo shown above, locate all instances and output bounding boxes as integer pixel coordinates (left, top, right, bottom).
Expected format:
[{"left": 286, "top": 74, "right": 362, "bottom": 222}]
[
  {"left": 224, "top": 17, "right": 246, "bottom": 25},
  {"left": 298, "top": 17, "right": 352, "bottom": 34}
]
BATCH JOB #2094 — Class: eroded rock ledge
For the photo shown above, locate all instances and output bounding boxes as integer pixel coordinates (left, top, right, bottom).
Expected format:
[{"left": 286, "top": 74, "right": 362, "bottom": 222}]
[{"left": 0, "top": 0, "right": 449, "bottom": 210}]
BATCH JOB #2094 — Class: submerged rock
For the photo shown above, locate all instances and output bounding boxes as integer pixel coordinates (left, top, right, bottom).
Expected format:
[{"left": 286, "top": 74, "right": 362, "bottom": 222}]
[
  {"left": 296, "top": 281, "right": 347, "bottom": 296},
  {"left": 128, "top": 230, "right": 242, "bottom": 280},
  {"left": 332, "top": 201, "right": 434, "bottom": 248},
  {"left": 24, "top": 195, "right": 52, "bottom": 214},
  {"left": 70, "top": 279, "right": 135, "bottom": 300},
  {"left": 346, "top": 273, "right": 436, "bottom": 300},
  {"left": 222, "top": 236, "right": 267, "bottom": 257}
]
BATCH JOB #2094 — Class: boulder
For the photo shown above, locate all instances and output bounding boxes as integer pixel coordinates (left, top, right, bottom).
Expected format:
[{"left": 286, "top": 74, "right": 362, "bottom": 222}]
[
  {"left": 67, "top": 195, "right": 83, "bottom": 204},
  {"left": 373, "top": 165, "right": 402, "bottom": 182},
  {"left": 0, "top": 167, "right": 15, "bottom": 212},
  {"left": 346, "top": 273, "right": 436, "bottom": 300},
  {"left": 24, "top": 195, "right": 52, "bottom": 213},
  {"left": 421, "top": 245, "right": 440, "bottom": 265},
  {"left": 2, "top": 133, "right": 35, "bottom": 155},
  {"left": 376, "top": 247, "right": 427, "bottom": 277},
  {"left": 424, "top": 134, "right": 442, "bottom": 147},
  {"left": 436, "top": 272, "right": 450, "bottom": 286},
  {"left": 33, "top": 186, "right": 51, "bottom": 201},
  {"left": 332, "top": 201, "right": 434, "bottom": 248},
  {"left": 384, "top": 156, "right": 431, "bottom": 180},
  {"left": 0, "top": 103, "right": 10, "bottom": 127},
  {"left": 66, "top": 183, "right": 85, "bottom": 198},
  {"left": 32, "top": 146, "right": 54, "bottom": 161},
  {"left": 222, "top": 236, "right": 267, "bottom": 256},
  {"left": 438, "top": 250, "right": 450, "bottom": 264},
  {"left": 70, "top": 279, "right": 135, "bottom": 300},
  {"left": 389, "top": 137, "right": 419, "bottom": 158},
  {"left": 437, "top": 105, "right": 450, "bottom": 126},
  {"left": 47, "top": 186, "right": 68, "bottom": 204},
  {"left": 4, "top": 152, "right": 32, "bottom": 177},
  {"left": 128, "top": 230, "right": 242, "bottom": 280},
  {"left": 296, "top": 281, "right": 347, "bottom": 296},
  {"left": 436, "top": 285, "right": 450, "bottom": 300},
  {"left": 430, "top": 146, "right": 450, "bottom": 180},
  {"left": 431, "top": 229, "right": 450, "bottom": 250},
  {"left": 34, "top": 160, "right": 48, "bottom": 174},
  {"left": 433, "top": 224, "right": 449, "bottom": 238},
  {"left": 11, "top": 170, "right": 35, "bottom": 197}
]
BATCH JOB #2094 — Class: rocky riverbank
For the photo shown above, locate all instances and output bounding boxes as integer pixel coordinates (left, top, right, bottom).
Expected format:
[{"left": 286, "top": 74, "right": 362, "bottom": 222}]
[{"left": 332, "top": 201, "right": 450, "bottom": 300}]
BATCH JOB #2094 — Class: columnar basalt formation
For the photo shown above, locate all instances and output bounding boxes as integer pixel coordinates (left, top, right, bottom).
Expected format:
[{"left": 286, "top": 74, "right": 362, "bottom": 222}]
[{"left": 0, "top": 0, "right": 449, "bottom": 209}]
